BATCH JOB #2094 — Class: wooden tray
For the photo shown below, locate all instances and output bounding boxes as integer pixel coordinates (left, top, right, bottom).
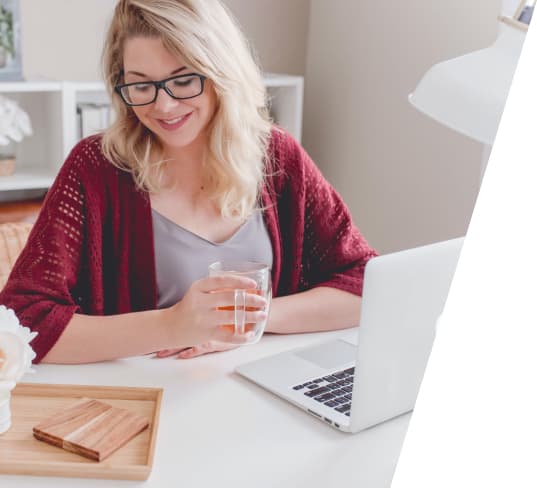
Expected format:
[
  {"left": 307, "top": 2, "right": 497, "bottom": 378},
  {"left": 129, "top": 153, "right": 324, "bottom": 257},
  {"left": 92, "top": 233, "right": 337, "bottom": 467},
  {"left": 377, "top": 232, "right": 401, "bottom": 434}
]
[{"left": 0, "top": 383, "right": 162, "bottom": 480}]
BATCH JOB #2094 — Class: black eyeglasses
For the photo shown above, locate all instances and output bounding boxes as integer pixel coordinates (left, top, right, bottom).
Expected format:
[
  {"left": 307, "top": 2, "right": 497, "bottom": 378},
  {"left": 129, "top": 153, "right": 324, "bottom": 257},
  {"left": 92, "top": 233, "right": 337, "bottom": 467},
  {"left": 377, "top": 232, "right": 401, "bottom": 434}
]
[{"left": 114, "top": 73, "right": 207, "bottom": 106}]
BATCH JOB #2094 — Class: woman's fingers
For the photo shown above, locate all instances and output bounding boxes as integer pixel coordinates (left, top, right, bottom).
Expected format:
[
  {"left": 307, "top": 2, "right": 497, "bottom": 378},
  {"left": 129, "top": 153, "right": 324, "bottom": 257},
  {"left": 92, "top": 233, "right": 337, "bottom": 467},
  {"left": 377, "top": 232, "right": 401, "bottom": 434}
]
[
  {"left": 155, "top": 348, "right": 188, "bottom": 358},
  {"left": 168, "top": 275, "right": 268, "bottom": 348},
  {"left": 177, "top": 341, "right": 242, "bottom": 359},
  {"left": 157, "top": 328, "right": 256, "bottom": 360},
  {"left": 209, "top": 309, "right": 267, "bottom": 326},
  {"left": 176, "top": 347, "right": 196, "bottom": 358},
  {"left": 195, "top": 275, "right": 258, "bottom": 293},
  {"left": 208, "top": 290, "right": 267, "bottom": 309},
  {"left": 218, "top": 323, "right": 256, "bottom": 334}
]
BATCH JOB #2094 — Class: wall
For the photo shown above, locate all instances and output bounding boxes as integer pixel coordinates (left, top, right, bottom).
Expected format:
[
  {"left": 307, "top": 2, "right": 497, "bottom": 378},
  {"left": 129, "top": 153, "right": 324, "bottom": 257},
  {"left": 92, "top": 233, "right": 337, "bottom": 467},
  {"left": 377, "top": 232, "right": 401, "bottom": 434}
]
[
  {"left": 224, "top": 0, "right": 310, "bottom": 75},
  {"left": 303, "top": 0, "right": 502, "bottom": 253},
  {"left": 20, "top": 0, "right": 114, "bottom": 81},
  {"left": 19, "top": 0, "right": 310, "bottom": 81}
]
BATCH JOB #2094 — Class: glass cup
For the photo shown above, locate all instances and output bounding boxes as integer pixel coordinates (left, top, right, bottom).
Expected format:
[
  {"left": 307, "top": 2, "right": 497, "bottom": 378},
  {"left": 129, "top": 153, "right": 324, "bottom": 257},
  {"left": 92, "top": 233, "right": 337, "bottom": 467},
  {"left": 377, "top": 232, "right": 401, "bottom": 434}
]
[{"left": 208, "top": 261, "right": 272, "bottom": 345}]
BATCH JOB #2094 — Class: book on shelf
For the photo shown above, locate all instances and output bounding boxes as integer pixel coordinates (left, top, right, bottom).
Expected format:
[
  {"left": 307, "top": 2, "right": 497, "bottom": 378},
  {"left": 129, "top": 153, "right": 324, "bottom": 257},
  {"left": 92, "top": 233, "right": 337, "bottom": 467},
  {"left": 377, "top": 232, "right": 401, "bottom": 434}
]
[{"left": 76, "top": 103, "right": 112, "bottom": 139}]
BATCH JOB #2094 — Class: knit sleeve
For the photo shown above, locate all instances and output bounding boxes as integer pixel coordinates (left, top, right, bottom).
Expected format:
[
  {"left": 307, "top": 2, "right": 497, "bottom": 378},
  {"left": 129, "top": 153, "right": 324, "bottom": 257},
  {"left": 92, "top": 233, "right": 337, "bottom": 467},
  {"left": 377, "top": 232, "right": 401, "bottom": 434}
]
[
  {"left": 276, "top": 130, "right": 378, "bottom": 296},
  {"left": 0, "top": 139, "right": 97, "bottom": 363}
]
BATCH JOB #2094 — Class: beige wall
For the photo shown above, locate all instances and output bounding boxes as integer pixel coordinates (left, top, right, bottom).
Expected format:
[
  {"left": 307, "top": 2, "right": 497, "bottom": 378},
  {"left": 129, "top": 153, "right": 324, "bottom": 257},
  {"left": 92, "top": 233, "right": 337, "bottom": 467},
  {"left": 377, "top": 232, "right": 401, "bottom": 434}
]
[
  {"left": 19, "top": 0, "right": 310, "bottom": 81},
  {"left": 20, "top": 0, "right": 115, "bottom": 81},
  {"left": 224, "top": 0, "right": 310, "bottom": 75},
  {"left": 303, "top": 0, "right": 502, "bottom": 253}
]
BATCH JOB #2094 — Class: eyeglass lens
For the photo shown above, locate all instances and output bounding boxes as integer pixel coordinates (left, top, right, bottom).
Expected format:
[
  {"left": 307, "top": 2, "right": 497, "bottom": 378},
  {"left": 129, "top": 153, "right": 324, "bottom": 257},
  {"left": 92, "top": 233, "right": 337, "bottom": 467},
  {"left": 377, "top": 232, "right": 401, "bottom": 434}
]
[{"left": 121, "top": 75, "right": 203, "bottom": 105}]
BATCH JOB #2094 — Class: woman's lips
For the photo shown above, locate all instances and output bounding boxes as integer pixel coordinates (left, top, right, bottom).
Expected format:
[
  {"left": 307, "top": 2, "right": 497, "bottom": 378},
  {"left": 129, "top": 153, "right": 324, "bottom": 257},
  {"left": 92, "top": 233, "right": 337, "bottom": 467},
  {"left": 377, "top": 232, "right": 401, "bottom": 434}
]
[{"left": 155, "top": 112, "right": 192, "bottom": 131}]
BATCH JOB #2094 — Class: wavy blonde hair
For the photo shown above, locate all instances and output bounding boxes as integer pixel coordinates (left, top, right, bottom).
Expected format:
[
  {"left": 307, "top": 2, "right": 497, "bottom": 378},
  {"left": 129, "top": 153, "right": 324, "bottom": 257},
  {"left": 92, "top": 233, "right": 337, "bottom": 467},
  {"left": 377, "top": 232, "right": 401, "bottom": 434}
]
[{"left": 101, "top": 0, "right": 272, "bottom": 218}]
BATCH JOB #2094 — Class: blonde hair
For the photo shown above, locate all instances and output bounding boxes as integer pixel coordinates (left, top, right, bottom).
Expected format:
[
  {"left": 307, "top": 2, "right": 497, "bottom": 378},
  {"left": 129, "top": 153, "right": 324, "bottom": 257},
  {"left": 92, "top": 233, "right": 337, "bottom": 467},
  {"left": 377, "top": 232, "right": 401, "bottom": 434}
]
[{"left": 101, "top": 0, "right": 272, "bottom": 218}]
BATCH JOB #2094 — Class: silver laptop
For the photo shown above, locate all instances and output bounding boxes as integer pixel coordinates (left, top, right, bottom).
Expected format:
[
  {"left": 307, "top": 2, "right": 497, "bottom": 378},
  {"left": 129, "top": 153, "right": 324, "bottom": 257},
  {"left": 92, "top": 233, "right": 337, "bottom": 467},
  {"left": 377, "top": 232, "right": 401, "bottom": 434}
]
[{"left": 235, "top": 238, "right": 463, "bottom": 433}]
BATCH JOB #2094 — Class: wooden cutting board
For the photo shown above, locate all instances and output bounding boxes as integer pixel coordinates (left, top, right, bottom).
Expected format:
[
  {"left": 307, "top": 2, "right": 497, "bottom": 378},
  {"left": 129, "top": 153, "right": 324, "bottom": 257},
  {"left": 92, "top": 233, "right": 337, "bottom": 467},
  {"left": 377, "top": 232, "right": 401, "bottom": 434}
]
[
  {"left": 33, "top": 397, "right": 149, "bottom": 462},
  {"left": 0, "top": 383, "right": 161, "bottom": 480}
]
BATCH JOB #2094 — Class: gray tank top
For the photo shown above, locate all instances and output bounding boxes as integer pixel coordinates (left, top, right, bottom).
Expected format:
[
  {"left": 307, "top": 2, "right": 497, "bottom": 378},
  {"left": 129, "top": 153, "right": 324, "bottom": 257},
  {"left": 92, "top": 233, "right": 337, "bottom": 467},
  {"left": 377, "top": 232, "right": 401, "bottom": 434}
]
[{"left": 152, "top": 209, "right": 273, "bottom": 308}]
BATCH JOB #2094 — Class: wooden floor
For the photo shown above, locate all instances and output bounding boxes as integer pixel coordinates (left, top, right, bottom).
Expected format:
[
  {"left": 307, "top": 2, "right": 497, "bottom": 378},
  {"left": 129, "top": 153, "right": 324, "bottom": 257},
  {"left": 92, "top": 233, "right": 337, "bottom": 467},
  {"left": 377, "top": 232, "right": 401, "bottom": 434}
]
[{"left": 0, "top": 198, "right": 44, "bottom": 224}]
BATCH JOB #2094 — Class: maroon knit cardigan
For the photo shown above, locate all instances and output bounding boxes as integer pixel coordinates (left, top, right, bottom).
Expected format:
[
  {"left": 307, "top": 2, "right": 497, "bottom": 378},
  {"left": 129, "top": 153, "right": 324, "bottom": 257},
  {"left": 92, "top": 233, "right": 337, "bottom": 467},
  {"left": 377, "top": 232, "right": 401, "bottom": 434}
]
[{"left": 0, "top": 128, "right": 377, "bottom": 362}]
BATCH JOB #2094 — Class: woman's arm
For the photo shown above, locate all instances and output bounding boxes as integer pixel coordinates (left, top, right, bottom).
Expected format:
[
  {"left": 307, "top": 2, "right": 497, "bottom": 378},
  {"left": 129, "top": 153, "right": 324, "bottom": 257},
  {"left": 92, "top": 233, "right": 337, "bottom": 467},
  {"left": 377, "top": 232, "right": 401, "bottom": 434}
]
[
  {"left": 265, "top": 286, "right": 361, "bottom": 334},
  {"left": 41, "top": 275, "right": 266, "bottom": 364},
  {"left": 41, "top": 309, "right": 173, "bottom": 364},
  {"left": 263, "top": 131, "right": 371, "bottom": 332},
  {"left": 157, "top": 286, "right": 361, "bottom": 360}
]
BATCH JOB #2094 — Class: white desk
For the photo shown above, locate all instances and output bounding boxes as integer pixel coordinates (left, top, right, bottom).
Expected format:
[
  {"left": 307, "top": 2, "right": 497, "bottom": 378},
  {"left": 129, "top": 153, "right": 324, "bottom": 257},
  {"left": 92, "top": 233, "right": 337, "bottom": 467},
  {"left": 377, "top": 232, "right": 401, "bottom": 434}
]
[{"left": 0, "top": 329, "right": 410, "bottom": 488}]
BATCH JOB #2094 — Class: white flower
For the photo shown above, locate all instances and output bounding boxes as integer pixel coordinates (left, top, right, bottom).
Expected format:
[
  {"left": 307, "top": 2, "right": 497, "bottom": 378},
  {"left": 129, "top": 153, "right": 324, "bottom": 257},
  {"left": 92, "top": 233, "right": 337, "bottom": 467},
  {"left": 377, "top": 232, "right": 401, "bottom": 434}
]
[
  {"left": 0, "top": 95, "right": 33, "bottom": 147},
  {"left": 0, "top": 305, "right": 37, "bottom": 386}
]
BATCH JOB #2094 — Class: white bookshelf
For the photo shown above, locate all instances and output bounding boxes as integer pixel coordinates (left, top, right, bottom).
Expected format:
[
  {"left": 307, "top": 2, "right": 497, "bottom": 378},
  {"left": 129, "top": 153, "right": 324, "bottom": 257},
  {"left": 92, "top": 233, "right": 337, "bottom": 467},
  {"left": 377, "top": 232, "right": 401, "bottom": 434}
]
[
  {"left": 264, "top": 73, "right": 304, "bottom": 142},
  {"left": 0, "top": 170, "right": 55, "bottom": 192},
  {"left": 0, "top": 73, "right": 303, "bottom": 200},
  {"left": 0, "top": 81, "right": 63, "bottom": 93}
]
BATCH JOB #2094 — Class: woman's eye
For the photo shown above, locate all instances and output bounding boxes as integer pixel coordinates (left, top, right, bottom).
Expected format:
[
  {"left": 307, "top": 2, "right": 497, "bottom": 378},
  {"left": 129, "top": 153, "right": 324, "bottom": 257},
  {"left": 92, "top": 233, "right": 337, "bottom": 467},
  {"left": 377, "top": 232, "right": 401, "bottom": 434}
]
[
  {"left": 172, "top": 78, "right": 193, "bottom": 87},
  {"left": 133, "top": 84, "right": 151, "bottom": 92}
]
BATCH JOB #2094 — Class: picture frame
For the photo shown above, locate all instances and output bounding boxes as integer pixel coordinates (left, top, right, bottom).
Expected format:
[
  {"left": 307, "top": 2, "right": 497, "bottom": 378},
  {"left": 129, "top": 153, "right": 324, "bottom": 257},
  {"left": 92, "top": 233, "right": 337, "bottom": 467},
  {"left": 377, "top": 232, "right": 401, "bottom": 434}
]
[
  {"left": 501, "top": 0, "right": 536, "bottom": 30},
  {"left": 516, "top": 0, "right": 535, "bottom": 25},
  {"left": 0, "top": 0, "right": 22, "bottom": 81}
]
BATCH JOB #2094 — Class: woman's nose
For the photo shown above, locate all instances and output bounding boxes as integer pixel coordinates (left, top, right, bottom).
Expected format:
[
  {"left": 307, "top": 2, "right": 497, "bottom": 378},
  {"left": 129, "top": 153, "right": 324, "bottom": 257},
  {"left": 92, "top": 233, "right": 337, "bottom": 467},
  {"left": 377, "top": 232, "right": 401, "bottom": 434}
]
[{"left": 153, "top": 87, "right": 180, "bottom": 112}]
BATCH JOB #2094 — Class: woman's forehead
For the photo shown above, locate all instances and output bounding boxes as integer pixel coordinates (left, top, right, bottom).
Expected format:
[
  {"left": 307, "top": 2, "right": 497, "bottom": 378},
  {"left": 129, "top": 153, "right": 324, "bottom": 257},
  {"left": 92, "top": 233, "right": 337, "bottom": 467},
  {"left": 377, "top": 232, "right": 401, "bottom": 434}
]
[{"left": 123, "top": 36, "right": 190, "bottom": 77}]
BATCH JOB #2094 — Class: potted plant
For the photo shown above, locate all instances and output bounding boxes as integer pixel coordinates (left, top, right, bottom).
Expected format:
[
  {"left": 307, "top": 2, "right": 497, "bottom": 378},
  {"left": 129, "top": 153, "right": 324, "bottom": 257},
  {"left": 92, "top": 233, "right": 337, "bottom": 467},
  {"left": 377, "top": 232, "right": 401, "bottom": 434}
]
[
  {"left": 0, "top": 4, "right": 14, "bottom": 68},
  {"left": 0, "top": 95, "right": 32, "bottom": 176}
]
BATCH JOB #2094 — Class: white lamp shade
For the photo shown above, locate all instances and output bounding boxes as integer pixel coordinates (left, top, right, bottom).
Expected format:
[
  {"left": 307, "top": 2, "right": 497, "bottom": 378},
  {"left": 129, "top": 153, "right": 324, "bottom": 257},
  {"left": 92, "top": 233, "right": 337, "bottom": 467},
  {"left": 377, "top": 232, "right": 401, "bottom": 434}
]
[{"left": 409, "top": 22, "right": 526, "bottom": 145}]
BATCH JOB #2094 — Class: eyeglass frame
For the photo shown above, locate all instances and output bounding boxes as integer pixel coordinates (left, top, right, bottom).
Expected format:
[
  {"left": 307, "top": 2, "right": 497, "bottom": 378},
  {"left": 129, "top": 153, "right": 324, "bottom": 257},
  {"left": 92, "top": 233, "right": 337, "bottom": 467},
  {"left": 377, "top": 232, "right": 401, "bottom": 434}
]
[{"left": 114, "top": 72, "right": 208, "bottom": 107}]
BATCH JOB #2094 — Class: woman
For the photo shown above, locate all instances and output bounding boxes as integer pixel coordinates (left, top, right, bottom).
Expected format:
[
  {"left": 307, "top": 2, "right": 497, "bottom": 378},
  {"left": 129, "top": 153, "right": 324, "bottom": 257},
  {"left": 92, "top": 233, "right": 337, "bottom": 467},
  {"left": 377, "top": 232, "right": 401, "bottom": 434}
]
[{"left": 0, "top": 0, "right": 376, "bottom": 363}]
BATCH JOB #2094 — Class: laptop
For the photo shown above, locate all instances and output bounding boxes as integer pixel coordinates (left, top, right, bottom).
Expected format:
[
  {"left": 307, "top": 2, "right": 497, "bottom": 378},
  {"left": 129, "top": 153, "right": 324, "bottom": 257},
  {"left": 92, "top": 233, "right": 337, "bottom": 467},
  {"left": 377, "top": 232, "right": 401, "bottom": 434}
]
[{"left": 235, "top": 237, "right": 463, "bottom": 433}]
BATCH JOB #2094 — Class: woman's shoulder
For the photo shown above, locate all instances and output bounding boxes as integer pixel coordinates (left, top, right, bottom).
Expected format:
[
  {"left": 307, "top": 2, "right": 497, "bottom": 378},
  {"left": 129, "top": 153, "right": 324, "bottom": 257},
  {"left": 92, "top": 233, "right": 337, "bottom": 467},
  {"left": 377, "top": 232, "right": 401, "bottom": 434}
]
[
  {"left": 267, "top": 126, "right": 314, "bottom": 181},
  {"left": 63, "top": 135, "right": 117, "bottom": 174},
  {"left": 268, "top": 126, "right": 302, "bottom": 162},
  {"left": 58, "top": 134, "right": 132, "bottom": 186},
  {"left": 48, "top": 135, "right": 140, "bottom": 210}
]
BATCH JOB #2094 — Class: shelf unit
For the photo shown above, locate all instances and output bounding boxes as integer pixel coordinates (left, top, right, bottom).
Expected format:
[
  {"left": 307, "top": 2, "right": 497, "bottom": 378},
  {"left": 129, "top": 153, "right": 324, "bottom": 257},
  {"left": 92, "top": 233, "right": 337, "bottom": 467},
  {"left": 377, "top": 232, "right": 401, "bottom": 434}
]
[{"left": 0, "top": 73, "right": 303, "bottom": 201}]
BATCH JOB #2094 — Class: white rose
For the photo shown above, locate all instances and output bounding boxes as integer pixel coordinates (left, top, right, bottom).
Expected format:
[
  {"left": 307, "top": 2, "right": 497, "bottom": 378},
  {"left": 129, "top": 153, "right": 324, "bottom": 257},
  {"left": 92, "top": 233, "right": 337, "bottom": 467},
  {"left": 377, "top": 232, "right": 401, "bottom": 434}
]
[
  {"left": 0, "top": 95, "right": 33, "bottom": 146},
  {"left": 0, "top": 306, "right": 37, "bottom": 384}
]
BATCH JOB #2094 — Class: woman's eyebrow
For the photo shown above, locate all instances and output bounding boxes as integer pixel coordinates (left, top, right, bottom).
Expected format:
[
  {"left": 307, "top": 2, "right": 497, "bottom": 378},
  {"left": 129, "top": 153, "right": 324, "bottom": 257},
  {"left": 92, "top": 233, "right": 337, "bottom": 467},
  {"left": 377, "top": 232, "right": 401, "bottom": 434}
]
[{"left": 125, "top": 66, "right": 187, "bottom": 78}]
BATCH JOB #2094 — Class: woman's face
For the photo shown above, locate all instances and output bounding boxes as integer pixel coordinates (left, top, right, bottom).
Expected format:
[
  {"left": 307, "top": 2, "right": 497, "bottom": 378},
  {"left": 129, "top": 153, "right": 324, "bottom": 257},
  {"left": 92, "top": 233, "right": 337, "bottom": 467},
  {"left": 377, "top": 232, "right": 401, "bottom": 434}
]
[{"left": 122, "top": 36, "right": 217, "bottom": 155}]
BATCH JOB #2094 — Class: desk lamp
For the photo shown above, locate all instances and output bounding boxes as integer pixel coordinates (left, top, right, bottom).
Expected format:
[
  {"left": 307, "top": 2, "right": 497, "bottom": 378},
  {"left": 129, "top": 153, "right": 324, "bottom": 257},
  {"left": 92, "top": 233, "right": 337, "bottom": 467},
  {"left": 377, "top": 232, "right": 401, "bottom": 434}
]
[{"left": 408, "top": 0, "right": 533, "bottom": 179}]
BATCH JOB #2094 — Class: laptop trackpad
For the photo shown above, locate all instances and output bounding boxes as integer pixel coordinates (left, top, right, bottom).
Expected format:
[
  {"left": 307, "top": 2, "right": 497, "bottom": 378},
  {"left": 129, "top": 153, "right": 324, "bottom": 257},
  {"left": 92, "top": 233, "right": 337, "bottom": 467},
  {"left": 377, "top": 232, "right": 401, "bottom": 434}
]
[{"left": 294, "top": 340, "right": 356, "bottom": 370}]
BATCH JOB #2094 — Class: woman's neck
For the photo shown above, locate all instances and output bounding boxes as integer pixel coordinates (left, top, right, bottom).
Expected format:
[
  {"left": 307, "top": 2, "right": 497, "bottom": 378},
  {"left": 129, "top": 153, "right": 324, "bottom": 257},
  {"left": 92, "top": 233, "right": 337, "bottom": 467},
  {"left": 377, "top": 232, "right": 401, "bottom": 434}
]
[{"left": 160, "top": 139, "right": 207, "bottom": 196}]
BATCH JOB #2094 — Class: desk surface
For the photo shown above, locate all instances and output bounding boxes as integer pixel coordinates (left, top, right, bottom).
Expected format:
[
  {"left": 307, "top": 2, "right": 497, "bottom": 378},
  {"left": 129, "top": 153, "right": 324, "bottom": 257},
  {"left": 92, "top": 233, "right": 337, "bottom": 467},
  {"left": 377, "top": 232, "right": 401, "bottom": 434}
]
[{"left": 0, "top": 329, "right": 410, "bottom": 488}]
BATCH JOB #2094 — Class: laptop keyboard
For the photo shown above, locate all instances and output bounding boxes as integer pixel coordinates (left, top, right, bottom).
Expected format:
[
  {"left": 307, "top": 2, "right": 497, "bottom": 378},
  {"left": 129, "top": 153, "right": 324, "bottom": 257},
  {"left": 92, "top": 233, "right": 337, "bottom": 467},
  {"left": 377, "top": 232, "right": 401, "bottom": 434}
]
[{"left": 292, "top": 367, "right": 354, "bottom": 416}]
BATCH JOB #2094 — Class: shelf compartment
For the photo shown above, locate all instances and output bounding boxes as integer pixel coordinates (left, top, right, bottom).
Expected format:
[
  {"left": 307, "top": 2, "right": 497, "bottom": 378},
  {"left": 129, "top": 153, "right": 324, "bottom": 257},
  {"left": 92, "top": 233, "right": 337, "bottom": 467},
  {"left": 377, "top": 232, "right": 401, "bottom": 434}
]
[
  {"left": 0, "top": 169, "right": 56, "bottom": 191},
  {"left": 0, "top": 81, "right": 63, "bottom": 93}
]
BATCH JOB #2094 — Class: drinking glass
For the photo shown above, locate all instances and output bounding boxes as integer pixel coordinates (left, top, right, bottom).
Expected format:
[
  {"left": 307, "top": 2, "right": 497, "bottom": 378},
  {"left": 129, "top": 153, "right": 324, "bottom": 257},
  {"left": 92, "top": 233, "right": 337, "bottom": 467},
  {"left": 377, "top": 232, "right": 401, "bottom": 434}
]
[{"left": 208, "top": 261, "right": 272, "bottom": 345}]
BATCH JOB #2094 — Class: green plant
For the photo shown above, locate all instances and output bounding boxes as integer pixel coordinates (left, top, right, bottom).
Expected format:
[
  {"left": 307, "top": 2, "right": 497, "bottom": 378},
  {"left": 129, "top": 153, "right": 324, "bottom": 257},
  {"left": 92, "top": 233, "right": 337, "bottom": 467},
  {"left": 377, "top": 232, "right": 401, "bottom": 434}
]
[{"left": 0, "top": 5, "right": 14, "bottom": 56}]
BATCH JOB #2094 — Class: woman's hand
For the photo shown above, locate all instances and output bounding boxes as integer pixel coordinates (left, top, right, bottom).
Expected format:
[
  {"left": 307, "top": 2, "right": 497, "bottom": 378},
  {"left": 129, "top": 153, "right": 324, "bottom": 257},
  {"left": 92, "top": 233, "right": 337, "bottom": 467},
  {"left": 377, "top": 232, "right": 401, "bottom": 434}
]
[
  {"left": 164, "top": 275, "right": 267, "bottom": 347},
  {"left": 155, "top": 340, "right": 241, "bottom": 359}
]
